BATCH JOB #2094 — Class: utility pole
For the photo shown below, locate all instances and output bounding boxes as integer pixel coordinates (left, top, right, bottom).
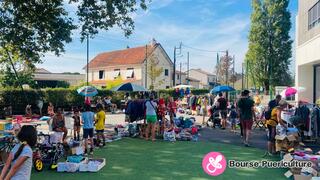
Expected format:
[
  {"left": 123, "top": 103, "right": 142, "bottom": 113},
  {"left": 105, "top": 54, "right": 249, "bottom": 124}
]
[
  {"left": 173, "top": 43, "right": 182, "bottom": 86},
  {"left": 225, "top": 50, "right": 229, "bottom": 86},
  {"left": 145, "top": 45, "right": 148, "bottom": 89},
  {"left": 242, "top": 62, "right": 244, "bottom": 90},
  {"left": 187, "top": 52, "right": 190, "bottom": 85},
  {"left": 216, "top": 53, "right": 219, "bottom": 87},
  {"left": 246, "top": 60, "right": 249, "bottom": 89},
  {"left": 179, "top": 62, "right": 182, "bottom": 85},
  {"left": 86, "top": 34, "right": 89, "bottom": 86},
  {"left": 233, "top": 55, "right": 235, "bottom": 88}
]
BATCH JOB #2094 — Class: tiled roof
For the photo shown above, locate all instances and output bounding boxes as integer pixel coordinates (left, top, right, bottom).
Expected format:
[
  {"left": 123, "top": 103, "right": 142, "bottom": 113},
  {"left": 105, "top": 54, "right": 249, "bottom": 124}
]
[
  {"left": 86, "top": 44, "right": 157, "bottom": 69},
  {"left": 35, "top": 68, "right": 51, "bottom": 74}
]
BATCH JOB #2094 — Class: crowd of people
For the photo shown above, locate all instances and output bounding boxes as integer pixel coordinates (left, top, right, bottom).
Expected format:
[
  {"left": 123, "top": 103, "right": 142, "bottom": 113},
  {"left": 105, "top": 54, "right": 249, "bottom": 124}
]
[{"left": 0, "top": 89, "right": 306, "bottom": 179}]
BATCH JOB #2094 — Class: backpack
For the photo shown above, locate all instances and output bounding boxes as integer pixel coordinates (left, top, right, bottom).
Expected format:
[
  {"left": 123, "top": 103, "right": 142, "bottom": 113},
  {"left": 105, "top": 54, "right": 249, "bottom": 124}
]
[
  {"left": 230, "top": 110, "right": 237, "bottom": 119},
  {"left": 265, "top": 109, "right": 272, "bottom": 120}
]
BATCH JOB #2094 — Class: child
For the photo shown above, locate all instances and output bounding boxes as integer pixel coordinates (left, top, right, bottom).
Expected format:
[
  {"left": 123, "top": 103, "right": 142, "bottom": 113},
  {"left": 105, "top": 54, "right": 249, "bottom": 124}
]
[
  {"left": 82, "top": 104, "right": 95, "bottom": 155},
  {"left": 95, "top": 104, "right": 106, "bottom": 147},
  {"left": 229, "top": 105, "right": 238, "bottom": 132},
  {"left": 0, "top": 125, "right": 37, "bottom": 180},
  {"left": 167, "top": 97, "right": 177, "bottom": 122},
  {"left": 72, "top": 109, "right": 81, "bottom": 141},
  {"left": 163, "top": 119, "right": 175, "bottom": 142}
]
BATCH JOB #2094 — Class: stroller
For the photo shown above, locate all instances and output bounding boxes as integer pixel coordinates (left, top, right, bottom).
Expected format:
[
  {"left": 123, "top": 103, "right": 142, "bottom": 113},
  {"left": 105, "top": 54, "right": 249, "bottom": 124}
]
[
  {"left": 33, "top": 132, "right": 67, "bottom": 172},
  {"left": 207, "top": 106, "right": 221, "bottom": 128}
]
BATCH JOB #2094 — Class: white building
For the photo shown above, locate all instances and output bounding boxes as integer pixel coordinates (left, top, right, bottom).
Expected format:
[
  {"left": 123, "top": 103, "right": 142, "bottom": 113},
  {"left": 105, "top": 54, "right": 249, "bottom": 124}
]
[
  {"left": 296, "top": 0, "right": 320, "bottom": 102},
  {"left": 187, "top": 69, "right": 216, "bottom": 89},
  {"left": 34, "top": 68, "right": 85, "bottom": 87},
  {"left": 86, "top": 41, "right": 173, "bottom": 90}
]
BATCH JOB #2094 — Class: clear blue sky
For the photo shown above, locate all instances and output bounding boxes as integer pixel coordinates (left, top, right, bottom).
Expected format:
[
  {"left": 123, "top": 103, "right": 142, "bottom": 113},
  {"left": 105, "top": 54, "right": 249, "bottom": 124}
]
[{"left": 38, "top": 0, "right": 298, "bottom": 74}]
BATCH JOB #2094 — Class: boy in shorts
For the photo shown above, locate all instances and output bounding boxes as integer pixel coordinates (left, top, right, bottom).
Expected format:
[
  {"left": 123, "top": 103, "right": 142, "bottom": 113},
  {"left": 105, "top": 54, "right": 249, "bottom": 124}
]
[
  {"left": 95, "top": 104, "right": 106, "bottom": 147},
  {"left": 81, "top": 105, "right": 95, "bottom": 155}
]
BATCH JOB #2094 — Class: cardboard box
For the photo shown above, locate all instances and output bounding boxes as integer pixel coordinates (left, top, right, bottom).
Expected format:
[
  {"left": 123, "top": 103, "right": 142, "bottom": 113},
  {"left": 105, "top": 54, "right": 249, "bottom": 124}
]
[
  {"left": 275, "top": 135, "right": 286, "bottom": 141},
  {"left": 294, "top": 175, "right": 312, "bottom": 180},
  {"left": 287, "top": 135, "right": 297, "bottom": 142},
  {"left": 71, "top": 146, "right": 84, "bottom": 155},
  {"left": 57, "top": 162, "right": 80, "bottom": 172},
  {"left": 283, "top": 153, "right": 293, "bottom": 162},
  {"left": 79, "top": 158, "right": 106, "bottom": 172}
]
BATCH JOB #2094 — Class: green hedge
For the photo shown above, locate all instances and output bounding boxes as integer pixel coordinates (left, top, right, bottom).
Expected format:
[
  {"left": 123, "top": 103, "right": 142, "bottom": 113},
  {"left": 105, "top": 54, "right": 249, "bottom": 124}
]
[{"left": 0, "top": 88, "right": 210, "bottom": 115}]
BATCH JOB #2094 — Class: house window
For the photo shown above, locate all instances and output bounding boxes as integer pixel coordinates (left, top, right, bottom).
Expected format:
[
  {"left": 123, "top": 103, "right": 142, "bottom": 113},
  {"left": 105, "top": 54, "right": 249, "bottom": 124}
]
[
  {"left": 166, "top": 86, "right": 170, "bottom": 89},
  {"left": 177, "top": 74, "right": 180, "bottom": 80},
  {"left": 126, "top": 68, "right": 134, "bottom": 79},
  {"left": 99, "top": 70, "right": 104, "bottom": 80},
  {"left": 113, "top": 69, "right": 121, "bottom": 79},
  {"left": 308, "top": 1, "right": 320, "bottom": 30},
  {"left": 165, "top": 69, "right": 169, "bottom": 76}
]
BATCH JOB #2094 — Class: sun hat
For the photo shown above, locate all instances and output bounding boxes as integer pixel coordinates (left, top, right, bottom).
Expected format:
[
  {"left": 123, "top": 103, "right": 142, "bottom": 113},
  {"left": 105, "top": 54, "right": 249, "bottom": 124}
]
[{"left": 278, "top": 100, "right": 288, "bottom": 107}]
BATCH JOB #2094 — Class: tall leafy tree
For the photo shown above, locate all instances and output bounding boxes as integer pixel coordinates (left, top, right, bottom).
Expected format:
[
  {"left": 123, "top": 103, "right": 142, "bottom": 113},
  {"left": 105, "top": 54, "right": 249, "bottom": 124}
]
[
  {"left": 215, "top": 55, "right": 234, "bottom": 85},
  {"left": 246, "top": 0, "right": 293, "bottom": 93},
  {"left": 0, "top": 0, "right": 148, "bottom": 87}
]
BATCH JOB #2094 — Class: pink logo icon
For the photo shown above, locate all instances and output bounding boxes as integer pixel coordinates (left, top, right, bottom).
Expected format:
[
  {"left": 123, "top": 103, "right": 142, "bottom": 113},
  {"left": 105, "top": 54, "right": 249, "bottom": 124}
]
[{"left": 202, "top": 152, "right": 227, "bottom": 176}]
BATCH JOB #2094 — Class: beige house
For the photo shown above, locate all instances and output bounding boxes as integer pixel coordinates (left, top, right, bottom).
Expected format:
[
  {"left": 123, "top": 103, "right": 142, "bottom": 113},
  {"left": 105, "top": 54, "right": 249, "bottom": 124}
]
[
  {"left": 175, "top": 71, "right": 200, "bottom": 89},
  {"left": 187, "top": 69, "right": 216, "bottom": 89},
  {"left": 86, "top": 41, "right": 173, "bottom": 90},
  {"left": 296, "top": 0, "right": 320, "bottom": 102}
]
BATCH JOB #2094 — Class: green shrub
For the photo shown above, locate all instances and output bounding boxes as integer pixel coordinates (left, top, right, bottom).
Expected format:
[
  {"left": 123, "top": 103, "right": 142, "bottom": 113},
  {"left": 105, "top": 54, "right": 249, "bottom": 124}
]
[{"left": 0, "top": 88, "right": 211, "bottom": 114}]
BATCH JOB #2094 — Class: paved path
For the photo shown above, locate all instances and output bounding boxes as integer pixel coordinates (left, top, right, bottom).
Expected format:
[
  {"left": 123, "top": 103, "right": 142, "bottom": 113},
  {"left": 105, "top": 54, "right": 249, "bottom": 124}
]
[{"left": 103, "top": 113, "right": 269, "bottom": 150}]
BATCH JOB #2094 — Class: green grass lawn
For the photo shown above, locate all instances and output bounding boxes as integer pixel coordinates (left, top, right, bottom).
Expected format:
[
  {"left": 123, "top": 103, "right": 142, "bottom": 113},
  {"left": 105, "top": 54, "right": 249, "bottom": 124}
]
[{"left": 32, "top": 138, "right": 286, "bottom": 180}]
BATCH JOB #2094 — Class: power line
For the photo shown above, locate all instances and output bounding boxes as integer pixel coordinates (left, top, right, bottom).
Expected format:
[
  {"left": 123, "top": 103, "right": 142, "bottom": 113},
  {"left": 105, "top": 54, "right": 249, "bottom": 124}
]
[{"left": 181, "top": 43, "right": 226, "bottom": 53}]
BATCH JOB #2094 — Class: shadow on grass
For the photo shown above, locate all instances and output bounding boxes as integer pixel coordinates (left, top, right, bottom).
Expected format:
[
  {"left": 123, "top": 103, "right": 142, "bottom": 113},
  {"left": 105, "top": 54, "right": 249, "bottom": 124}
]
[{"left": 32, "top": 138, "right": 286, "bottom": 180}]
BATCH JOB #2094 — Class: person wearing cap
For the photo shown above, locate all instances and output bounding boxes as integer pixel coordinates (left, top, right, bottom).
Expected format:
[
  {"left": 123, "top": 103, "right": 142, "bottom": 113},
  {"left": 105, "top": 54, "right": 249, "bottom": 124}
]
[
  {"left": 264, "top": 100, "right": 288, "bottom": 157},
  {"left": 237, "top": 90, "right": 255, "bottom": 147}
]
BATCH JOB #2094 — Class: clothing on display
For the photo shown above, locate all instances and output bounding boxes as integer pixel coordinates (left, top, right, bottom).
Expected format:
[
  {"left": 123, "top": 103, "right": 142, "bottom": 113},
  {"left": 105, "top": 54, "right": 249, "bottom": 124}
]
[
  {"left": 125, "top": 100, "right": 146, "bottom": 122},
  {"left": 311, "top": 106, "right": 320, "bottom": 138}
]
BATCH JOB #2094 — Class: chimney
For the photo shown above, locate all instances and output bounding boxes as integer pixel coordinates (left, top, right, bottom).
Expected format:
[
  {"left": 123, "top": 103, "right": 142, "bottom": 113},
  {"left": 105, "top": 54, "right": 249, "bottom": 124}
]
[{"left": 150, "top": 38, "right": 157, "bottom": 46}]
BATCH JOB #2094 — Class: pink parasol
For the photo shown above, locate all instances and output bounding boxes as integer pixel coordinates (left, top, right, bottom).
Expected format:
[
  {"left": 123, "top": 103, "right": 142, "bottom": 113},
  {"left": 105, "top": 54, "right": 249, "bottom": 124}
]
[
  {"left": 280, "top": 87, "right": 306, "bottom": 97},
  {"left": 280, "top": 87, "right": 297, "bottom": 97}
]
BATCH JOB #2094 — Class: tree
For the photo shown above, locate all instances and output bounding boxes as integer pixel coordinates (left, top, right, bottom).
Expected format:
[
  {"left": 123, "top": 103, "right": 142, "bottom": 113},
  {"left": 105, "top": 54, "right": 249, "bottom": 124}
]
[
  {"left": 215, "top": 55, "right": 234, "bottom": 85},
  {"left": 106, "top": 76, "right": 123, "bottom": 90},
  {"left": 0, "top": 66, "right": 36, "bottom": 88},
  {"left": 246, "top": 0, "right": 293, "bottom": 93},
  {"left": 0, "top": 0, "right": 148, "bottom": 87},
  {"left": 147, "top": 54, "right": 164, "bottom": 90}
]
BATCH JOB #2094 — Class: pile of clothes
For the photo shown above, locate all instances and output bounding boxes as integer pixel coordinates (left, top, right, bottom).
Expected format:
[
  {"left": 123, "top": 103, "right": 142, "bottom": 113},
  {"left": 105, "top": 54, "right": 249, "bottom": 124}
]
[
  {"left": 283, "top": 147, "right": 320, "bottom": 179},
  {"left": 172, "top": 116, "right": 200, "bottom": 142}
]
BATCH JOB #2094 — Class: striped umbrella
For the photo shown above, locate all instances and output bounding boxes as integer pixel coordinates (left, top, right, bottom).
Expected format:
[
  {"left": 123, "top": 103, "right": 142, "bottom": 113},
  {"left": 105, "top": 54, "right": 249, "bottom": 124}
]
[
  {"left": 77, "top": 86, "right": 98, "bottom": 97},
  {"left": 111, "top": 83, "right": 148, "bottom": 92}
]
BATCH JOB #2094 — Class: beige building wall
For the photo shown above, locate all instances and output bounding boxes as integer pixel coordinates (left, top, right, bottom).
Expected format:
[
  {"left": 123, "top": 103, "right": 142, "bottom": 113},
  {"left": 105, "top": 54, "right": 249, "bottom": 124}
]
[
  {"left": 188, "top": 70, "right": 213, "bottom": 89},
  {"left": 296, "top": 0, "right": 320, "bottom": 102},
  {"left": 89, "top": 64, "right": 142, "bottom": 82},
  {"left": 141, "top": 47, "right": 173, "bottom": 90},
  {"left": 297, "top": 0, "right": 320, "bottom": 46}
]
